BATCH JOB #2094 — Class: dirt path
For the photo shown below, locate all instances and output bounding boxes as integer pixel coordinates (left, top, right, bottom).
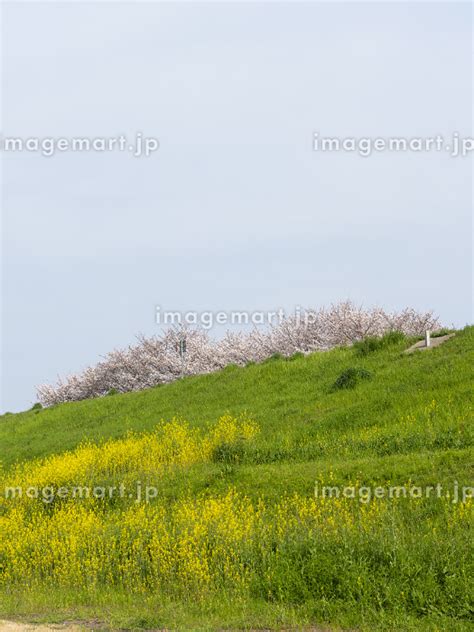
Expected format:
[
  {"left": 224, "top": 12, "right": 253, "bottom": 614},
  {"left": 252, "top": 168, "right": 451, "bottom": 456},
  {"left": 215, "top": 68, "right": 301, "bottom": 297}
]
[
  {"left": 0, "top": 623, "right": 87, "bottom": 632},
  {"left": 0, "top": 623, "right": 337, "bottom": 632},
  {"left": 404, "top": 333, "right": 455, "bottom": 354}
]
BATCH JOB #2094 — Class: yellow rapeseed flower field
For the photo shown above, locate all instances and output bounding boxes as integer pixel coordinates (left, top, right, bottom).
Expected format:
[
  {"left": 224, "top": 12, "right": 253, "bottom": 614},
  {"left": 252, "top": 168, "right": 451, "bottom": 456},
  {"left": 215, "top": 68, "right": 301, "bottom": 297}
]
[{"left": 0, "top": 414, "right": 471, "bottom": 599}]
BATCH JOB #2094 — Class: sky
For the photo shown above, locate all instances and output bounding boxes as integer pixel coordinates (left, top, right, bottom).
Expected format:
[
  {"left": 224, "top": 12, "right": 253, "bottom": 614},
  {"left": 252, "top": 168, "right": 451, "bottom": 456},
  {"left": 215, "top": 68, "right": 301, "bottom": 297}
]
[{"left": 1, "top": 1, "right": 472, "bottom": 412}]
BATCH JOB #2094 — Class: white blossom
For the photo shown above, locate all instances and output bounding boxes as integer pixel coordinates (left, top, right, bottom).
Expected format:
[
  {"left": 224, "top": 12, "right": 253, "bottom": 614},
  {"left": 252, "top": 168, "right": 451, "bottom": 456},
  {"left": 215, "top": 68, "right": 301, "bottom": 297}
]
[{"left": 36, "top": 301, "right": 440, "bottom": 406}]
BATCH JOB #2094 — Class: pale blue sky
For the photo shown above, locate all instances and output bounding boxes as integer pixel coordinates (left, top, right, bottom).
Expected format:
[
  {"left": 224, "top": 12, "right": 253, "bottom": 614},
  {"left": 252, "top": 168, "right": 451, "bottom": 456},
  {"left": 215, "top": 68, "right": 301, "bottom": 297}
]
[{"left": 1, "top": 1, "right": 472, "bottom": 412}]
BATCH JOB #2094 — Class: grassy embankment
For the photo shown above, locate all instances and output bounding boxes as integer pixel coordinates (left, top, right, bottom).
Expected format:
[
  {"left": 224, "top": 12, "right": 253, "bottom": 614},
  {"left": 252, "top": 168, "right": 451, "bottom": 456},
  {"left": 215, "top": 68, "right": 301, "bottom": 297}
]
[{"left": 0, "top": 327, "right": 472, "bottom": 631}]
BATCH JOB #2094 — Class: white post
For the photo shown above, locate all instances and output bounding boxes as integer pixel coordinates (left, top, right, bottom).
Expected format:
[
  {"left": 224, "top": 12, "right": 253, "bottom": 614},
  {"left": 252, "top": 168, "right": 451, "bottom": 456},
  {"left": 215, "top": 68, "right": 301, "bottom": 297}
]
[{"left": 425, "top": 330, "right": 431, "bottom": 347}]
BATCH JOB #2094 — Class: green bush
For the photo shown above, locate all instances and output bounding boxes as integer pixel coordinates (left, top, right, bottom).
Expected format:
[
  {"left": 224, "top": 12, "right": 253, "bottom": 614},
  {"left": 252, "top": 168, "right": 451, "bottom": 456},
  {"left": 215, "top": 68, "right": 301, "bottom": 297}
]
[
  {"left": 264, "top": 353, "right": 285, "bottom": 363},
  {"left": 354, "top": 330, "right": 405, "bottom": 356},
  {"left": 211, "top": 440, "right": 247, "bottom": 464},
  {"left": 332, "top": 367, "right": 373, "bottom": 390},
  {"left": 288, "top": 352, "right": 305, "bottom": 361}
]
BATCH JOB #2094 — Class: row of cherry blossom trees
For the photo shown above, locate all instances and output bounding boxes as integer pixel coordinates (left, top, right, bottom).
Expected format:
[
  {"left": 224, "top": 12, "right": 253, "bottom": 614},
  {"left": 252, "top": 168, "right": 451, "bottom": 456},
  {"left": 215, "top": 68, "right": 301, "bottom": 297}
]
[{"left": 36, "top": 301, "right": 440, "bottom": 406}]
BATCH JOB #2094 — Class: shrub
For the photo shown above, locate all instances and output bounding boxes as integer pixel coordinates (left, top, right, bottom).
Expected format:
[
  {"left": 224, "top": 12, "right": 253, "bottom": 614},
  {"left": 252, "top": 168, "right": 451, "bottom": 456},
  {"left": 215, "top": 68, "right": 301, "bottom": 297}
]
[
  {"left": 382, "top": 330, "right": 405, "bottom": 345},
  {"left": 353, "top": 337, "right": 380, "bottom": 356},
  {"left": 30, "top": 402, "right": 43, "bottom": 411},
  {"left": 289, "top": 352, "right": 305, "bottom": 361},
  {"left": 264, "top": 353, "right": 285, "bottom": 363},
  {"left": 211, "top": 440, "right": 247, "bottom": 464},
  {"left": 354, "top": 330, "right": 405, "bottom": 356},
  {"left": 332, "top": 367, "right": 373, "bottom": 391}
]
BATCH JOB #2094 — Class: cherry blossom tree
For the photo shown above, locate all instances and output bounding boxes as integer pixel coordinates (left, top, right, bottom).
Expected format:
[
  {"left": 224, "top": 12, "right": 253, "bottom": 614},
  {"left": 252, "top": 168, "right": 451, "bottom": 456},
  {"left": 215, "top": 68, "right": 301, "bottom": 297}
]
[{"left": 36, "top": 301, "right": 440, "bottom": 406}]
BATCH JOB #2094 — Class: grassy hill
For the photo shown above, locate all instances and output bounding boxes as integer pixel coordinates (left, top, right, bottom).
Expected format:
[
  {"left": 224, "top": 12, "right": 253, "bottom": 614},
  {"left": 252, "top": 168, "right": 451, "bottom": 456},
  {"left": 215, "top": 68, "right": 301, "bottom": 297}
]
[{"left": 0, "top": 327, "right": 473, "bottom": 631}]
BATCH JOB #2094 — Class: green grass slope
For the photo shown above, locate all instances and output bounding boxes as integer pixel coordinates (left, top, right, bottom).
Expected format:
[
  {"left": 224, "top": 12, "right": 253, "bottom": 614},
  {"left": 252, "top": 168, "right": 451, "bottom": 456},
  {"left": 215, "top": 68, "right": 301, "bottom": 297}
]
[
  {"left": 2, "top": 328, "right": 472, "bottom": 471},
  {"left": 0, "top": 327, "right": 473, "bottom": 631}
]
